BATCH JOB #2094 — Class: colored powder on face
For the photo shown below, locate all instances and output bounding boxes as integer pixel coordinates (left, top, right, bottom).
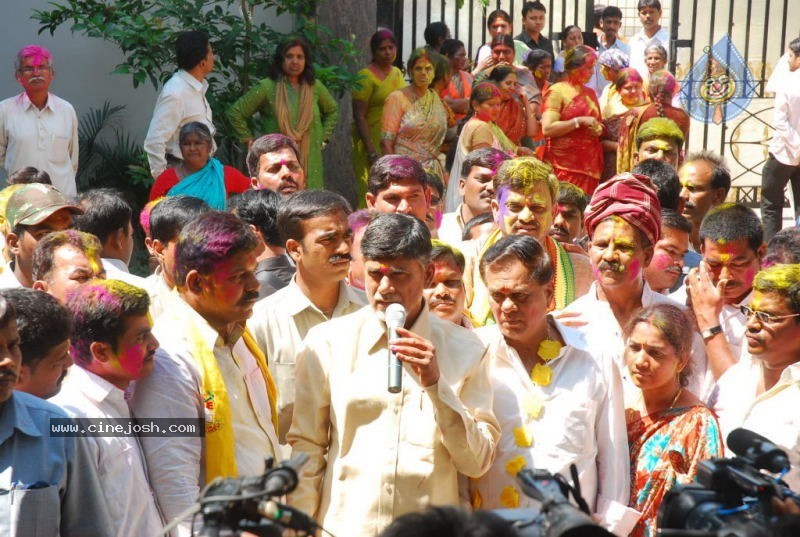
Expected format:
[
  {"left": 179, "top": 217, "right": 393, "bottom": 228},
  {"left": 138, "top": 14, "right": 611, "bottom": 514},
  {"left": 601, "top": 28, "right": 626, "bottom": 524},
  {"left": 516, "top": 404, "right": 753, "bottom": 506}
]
[
  {"left": 719, "top": 253, "right": 731, "bottom": 264},
  {"left": 647, "top": 140, "right": 673, "bottom": 153},
  {"left": 18, "top": 45, "right": 52, "bottom": 69},
  {"left": 649, "top": 252, "right": 673, "bottom": 271},
  {"left": 628, "top": 259, "right": 641, "bottom": 280}
]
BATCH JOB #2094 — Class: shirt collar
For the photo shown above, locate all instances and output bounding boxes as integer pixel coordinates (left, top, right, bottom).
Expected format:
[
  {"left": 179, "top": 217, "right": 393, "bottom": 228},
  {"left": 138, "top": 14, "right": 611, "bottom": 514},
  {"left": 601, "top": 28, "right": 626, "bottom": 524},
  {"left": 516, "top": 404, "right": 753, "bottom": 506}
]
[
  {"left": 283, "top": 277, "right": 362, "bottom": 318},
  {"left": 103, "top": 257, "right": 130, "bottom": 274},
  {"left": 0, "top": 392, "right": 44, "bottom": 443},
  {"left": 176, "top": 69, "right": 208, "bottom": 92},
  {"left": 173, "top": 291, "right": 245, "bottom": 348},
  {"left": 17, "top": 91, "right": 56, "bottom": 113},
  {"left": 66, "top": 367, "right": 127, "bottom": 409}
]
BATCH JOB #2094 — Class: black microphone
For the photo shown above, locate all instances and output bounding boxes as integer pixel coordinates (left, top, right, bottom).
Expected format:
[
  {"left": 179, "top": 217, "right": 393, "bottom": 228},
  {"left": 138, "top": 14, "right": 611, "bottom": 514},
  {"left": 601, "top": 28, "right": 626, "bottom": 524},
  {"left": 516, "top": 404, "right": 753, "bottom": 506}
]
[
  {"left": 258, "top": 500, "right": 317, "bottom": 534},
  {"left": 262, "top": 453, "right": 309, "bottom": 496},
  {"left": 727, "top": 428, "right": 791, "bottom": 474},
  {"left": 386, "top": 303, "right": 406, "bottom": 394}
]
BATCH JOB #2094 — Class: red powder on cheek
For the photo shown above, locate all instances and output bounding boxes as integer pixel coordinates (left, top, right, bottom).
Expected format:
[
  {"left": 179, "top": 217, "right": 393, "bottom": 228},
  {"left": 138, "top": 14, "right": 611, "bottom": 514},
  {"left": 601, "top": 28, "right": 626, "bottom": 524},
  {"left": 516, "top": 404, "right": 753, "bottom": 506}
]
[
  {"left": 628, "top": 259, "right": 641, "bottom": 281},
  {"left": 119, "top": 345, "right": 148, "bottom": 376},
  {"left": 742, "top": 268, "right": 756, "bottom": 289},
  {"left": 649, "top": 252, "right": 673, "bottom": 271}
]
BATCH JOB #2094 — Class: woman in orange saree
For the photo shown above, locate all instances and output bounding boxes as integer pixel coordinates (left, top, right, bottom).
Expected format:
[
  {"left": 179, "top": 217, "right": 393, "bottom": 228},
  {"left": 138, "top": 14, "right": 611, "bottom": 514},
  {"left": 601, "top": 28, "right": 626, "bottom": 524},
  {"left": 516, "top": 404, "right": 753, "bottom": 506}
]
[{"left": 541, "top": 45, "right": 604, "bottom": 196}]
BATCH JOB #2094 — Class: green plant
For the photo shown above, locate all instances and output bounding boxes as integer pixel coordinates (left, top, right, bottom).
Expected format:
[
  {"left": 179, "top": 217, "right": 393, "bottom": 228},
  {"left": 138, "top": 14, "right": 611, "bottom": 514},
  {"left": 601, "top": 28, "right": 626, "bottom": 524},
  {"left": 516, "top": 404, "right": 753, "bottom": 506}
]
[{"left": 33, "top": 0, "right": 361, "bottom": 168}]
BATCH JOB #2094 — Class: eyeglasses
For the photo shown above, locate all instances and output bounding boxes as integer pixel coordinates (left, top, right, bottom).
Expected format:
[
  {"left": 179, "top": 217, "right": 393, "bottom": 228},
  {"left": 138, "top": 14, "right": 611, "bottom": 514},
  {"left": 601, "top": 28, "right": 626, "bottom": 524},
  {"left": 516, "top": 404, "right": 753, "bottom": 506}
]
[{"left": 740, "top": 305, "right": 800, "bottom": 324}]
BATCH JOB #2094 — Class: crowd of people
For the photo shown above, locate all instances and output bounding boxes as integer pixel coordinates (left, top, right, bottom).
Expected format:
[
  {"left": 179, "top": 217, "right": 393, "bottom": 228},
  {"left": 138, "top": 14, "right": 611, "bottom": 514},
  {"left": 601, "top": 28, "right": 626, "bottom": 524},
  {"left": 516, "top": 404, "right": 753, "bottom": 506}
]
[{"left": 0, "top": 0, "right": 800, "bottom": 536}]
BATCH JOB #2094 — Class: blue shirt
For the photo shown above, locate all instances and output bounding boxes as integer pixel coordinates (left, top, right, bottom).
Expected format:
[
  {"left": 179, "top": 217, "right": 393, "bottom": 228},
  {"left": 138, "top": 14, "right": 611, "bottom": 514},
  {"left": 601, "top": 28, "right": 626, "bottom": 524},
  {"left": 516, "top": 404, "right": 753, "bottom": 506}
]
[{"left": 0, "top": 391, "right": 112, "bottom": 536}]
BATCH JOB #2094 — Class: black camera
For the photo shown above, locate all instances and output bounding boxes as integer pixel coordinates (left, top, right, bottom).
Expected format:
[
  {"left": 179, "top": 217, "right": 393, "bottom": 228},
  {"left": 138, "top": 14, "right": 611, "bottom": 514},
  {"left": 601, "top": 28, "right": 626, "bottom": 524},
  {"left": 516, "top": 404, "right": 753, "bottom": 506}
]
[
  {"left": 658, "top": 428, "right": 800, "bottom": 537},
  {"left": 495, "top": 465, "right": 613, "bottom": 537},
  {"left": 190, "top": 453, "right": 318, "bottom": 537}
]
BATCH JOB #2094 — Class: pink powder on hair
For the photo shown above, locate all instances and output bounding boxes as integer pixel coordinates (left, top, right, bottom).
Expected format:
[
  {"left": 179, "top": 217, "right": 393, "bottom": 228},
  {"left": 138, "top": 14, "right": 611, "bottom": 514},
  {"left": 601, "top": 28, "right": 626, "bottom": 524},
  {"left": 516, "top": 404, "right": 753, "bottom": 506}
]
[{"left": 18, "top": 45, "right": 51, "bottom": 67}]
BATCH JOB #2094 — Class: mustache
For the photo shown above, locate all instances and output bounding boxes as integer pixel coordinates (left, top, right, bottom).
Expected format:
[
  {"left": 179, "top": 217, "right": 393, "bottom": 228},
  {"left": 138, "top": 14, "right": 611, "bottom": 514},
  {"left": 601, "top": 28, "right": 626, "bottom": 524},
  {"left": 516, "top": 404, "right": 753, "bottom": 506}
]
[
  {"left": 329, "top": 254, "right": 352, "bottom": 264},
  {"left": 598, "top": 261, "right": 624, "bottom": 273},
  {"left": 0, "top": 370, "right": 18, "bottom": 384},
  {"left": 429, "top": 296, "right": 456, "bottom": 307},
  {"left": 240, "top": 291, "right": 260, "bottom": 303},
  {"left": 550, "top": 225, "right": 568, "bottom": 235}
]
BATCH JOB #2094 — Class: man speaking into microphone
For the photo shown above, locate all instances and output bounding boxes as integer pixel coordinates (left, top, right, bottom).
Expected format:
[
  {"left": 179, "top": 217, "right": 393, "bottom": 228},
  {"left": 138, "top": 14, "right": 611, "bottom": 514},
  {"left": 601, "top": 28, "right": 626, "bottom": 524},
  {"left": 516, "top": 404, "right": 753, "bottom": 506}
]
[{"left": 287, "top": 213, "right": 500, "bottom": 537}]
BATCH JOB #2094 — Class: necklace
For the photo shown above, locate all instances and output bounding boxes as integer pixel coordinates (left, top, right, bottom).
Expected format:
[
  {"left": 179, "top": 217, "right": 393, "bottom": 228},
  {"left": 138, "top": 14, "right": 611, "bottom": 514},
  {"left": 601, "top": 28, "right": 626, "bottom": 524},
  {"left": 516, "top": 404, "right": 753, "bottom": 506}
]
[{"left": 668, "top": 386, "right": 683, "bottom": 409}]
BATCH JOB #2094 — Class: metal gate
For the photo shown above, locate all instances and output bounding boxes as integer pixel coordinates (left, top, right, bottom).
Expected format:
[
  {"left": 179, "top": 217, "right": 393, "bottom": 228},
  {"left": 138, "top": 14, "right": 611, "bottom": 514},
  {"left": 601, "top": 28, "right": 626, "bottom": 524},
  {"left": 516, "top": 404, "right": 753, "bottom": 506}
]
[{"left": 379, "top": 0, "right": 799, "bottom": 196}]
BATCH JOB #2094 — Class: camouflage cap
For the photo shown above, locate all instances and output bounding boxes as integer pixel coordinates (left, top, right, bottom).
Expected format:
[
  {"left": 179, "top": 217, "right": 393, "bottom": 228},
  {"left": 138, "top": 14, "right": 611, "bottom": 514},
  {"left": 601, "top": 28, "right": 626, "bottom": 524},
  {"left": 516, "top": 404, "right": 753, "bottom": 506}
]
[{"left": 5, "top": 183, "right": 83, "bottom": 231}]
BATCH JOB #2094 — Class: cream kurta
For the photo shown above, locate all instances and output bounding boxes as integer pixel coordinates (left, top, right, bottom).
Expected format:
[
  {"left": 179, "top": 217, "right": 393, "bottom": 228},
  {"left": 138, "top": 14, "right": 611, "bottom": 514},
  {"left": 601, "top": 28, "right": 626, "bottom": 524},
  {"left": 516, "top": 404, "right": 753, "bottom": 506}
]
[
  {"left": 287, "top": 305, "right": 499, "bottom": 537},
  {"left": 249, "top": 278, "right": 365, "bottom": 439},
  {"left": 472, "top": 324, "right": 638, "bottom": 535},
  {"left": 714, "top": 360, "right": 800, "bottom": 490}
]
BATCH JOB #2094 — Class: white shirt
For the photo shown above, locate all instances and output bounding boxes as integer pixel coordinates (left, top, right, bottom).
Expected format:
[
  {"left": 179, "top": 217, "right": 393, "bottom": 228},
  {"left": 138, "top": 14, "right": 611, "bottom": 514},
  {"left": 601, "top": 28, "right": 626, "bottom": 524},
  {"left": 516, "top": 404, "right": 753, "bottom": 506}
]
[
  {"left": 143, "top": 266, "right": 175, "bottom": 319},
  {"left": 51, "top": 367, "right": 165, "bottom": 537},
  {"left": 143, "top": 70, "right": 215, "bottom": 178},
  {"left": 0, "top": 262, "right": 22, "bottom": 290},
  {"left": 130, "top": 294, "right": 279, "bottom": 535},
  {"left": 102, "top": 258, "right": 148, "bottom": 289},
  {"left": 438, "top": 206, "right": 467, "bottom": 247},
  {"left": 472, "top": 324, "right": 638, "bottom": 536},
  {"left": 249, "top": 278, "right": 365, "bottom": 440},
  {"left": 561, "top": 281, "right": 712, "bottom": 401},
  {"left": 629, "top": 27, "right": 670, "bottom": 80},
  {"left": 0, "top": 92, "right": 78, "bottom": 198},
  {"left": 766, "top": 55, "right": 800, "bottom": 166},
  {"left": 714, "top": 360, "right": 800, "bottom": 490}
]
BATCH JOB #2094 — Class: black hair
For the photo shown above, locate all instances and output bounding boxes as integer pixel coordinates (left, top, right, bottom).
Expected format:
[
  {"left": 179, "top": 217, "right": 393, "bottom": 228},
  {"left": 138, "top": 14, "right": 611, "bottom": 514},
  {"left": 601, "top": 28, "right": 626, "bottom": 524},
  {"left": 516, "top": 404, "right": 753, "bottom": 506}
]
[
  {"left": 638, "top": 0, "right": 662, "bottom": 11},
  {"left": 626, "top": 303, "right": 692, "bottom": 386},
  {"left": 31, "top": 230, "right": 102, "bottom": 282},
  {"left": 790, "top": 37, "right": 800, "bottom": 55},
  {"left": 67, "top": 280, "right": 150, "bottom": 367},
  {"left": 490, "top": 34, "right": 516, "bottom": 51},
  {"left": 270, "top": 36, "right": 315, "bottom": 84},
  {"left": 370, "top": 29, "right": 397, "bottom": 57},
  {"left": 1, "top": 288, "right": 71, "bottom": 369},
  {"left": 8, "top": 167, "right": 51, "bottom": 185},
  {"left": 149, "top": 195, "right": 210, "bottom": 244},
  {"left": 661, "top": 208, "right": 692, "bottom": 234},
  {"left": 246, "top": 134, "right": 301, "bottom": 177},
  {"left": 424, "top": 22, "right": 450, "bottom": 48},
  {"left": 228, "top": 189, "right": 283, "bottom": 248},
  {"left": 461, "top": 147, "right": 511, "bottom": 179},
  {"left": 440, "top": 39, "right": 466, "bottom": 59},
  {"left": 699, "top": 203, "right": 764, "bottom": 253},
  {"left": 174, "top": 211, "right": 260, "bottom": 286},
  {"left": 462, "top": 212, "right": 495, "bottom": 242},
  {"left": 602, "top": 5, "right": 623, "bottom": 19},
  {"left": 74, "top": 188, "right": 133, "bottom": 245},
  {"left": 487, "top": 9, "right": 512, "bottom": 28},
  {"left": 523, "top": 48, "right": 554, "bottom": 71},
  {"left": 361, "top": 213, "right": 431, "bottom": 263},
  {"left": 557, "top": 181, "right": 590, "bottom": 213},
  {"left": 684, "top": 151, "right": 731, "bottom": 196},
  {"left": 479, "top": 234, "right": 553, "bottom": 284},
  {"left": 764, "top": 227, "right": 800, "bottom": 266},
  {"left": 176, "top": 30, "right": 210, "bottom": 71},
  {"left": 430, "top": 240, "right": 465, "bottom": 273},
  {"left": 367, "top": 155, "right": 428, "bottom": 195},
  {"left": 488, "top": 65, "right": 517, "bottom": 84},
  {"left": 632, "top": 159, "right": 681, "bottom": 211},
  {"left": 379, "top": 506, "right": 517, "bottom": 537},
  {"left": 521, "top": 2, "right": 546, "bottom": 17},
  {"left": 426, "top": 173, "right": 444, "bottom": 198},
  {"left": 277, "top": 189, "right": 352, "bottom": 244}
]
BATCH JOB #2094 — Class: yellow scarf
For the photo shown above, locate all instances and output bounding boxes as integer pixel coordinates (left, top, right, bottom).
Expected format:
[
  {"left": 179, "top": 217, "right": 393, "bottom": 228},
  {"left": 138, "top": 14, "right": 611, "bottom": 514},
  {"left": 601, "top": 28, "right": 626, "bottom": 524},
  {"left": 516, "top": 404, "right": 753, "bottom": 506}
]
[
  {"left": 191, "top": 323, "right": 279, "bottom": 482},
  {"left": 275, "top": 78, "right": 314, "bottom": 174}
]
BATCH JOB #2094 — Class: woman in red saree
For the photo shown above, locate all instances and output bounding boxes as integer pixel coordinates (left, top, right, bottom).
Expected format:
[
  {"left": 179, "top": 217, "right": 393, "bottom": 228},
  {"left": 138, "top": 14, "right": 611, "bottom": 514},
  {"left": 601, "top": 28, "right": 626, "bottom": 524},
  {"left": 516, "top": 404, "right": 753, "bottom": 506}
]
[
  {"left": 488, "top": 65, "right": 538, "bottom": 147},
  {"left": 541, "top": 45, "right": 604, "bottom": 195}
]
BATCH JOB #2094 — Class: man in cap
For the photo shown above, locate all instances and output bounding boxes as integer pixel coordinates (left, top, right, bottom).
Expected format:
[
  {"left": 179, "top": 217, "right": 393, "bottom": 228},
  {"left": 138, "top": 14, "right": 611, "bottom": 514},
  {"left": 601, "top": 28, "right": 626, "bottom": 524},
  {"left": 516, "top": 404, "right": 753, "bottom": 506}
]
[
  {"left": 634, "top": 117, "right": 684, "bottom": 169},
  {"left": 1, "top": 182, "right": 81, "bottom": 289},
  {"left": 559, "top": 173, "right": 710, "bottom": 398}
]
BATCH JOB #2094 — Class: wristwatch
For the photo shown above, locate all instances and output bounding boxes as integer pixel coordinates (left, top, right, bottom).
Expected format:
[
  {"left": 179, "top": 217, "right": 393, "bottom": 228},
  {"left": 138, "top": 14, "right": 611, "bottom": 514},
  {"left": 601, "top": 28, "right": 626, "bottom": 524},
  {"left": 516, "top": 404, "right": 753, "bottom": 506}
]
[{"left": 701, "top": 325, "right": 723, "bottom": 340}]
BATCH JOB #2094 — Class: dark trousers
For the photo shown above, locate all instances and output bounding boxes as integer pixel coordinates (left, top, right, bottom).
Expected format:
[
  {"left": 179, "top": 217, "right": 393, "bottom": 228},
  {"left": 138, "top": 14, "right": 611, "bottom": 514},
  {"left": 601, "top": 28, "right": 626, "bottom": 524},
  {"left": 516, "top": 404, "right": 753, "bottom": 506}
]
[{"left": 761, "top": 154, "right": 800, "bottom": 242}]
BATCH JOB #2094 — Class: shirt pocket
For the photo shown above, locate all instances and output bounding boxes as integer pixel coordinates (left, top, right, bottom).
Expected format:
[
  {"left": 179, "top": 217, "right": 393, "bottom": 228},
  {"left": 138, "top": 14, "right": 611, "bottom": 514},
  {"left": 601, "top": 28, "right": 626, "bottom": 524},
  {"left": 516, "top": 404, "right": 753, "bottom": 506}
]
[
  {"left": 50, "top": 135, "right": 71, "bottom": 165},
  {"left": 10, "top": 486, "right": 60, "bottom": 537}
]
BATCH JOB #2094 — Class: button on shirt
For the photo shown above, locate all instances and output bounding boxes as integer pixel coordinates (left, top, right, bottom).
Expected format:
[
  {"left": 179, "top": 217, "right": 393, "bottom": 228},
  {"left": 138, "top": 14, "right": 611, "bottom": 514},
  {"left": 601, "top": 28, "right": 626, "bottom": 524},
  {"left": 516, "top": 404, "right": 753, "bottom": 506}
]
[
  {"left": 472, "top": 324, "right": 638, "bottom": 535},
  {"left": 51, "top": 367, "right": 164, "bottom": 537},
  {"left": 561, "top": 281, "right": 712, "bottom": 401},
  {"left": 143, "top": 70, "right": 215, "bottom": 178},
  {"left": 131, "top": 294, "right": 279, "bottom": 533},
  {"left": 629, "top": 27, "right": 670, "bottom": 80},
  {"left": 287, "top": 306, "right": 500, "bottom": 537},
  {"left": 0, "top": 92, "right": 79, "bottom": 198},
  {"left": 249, "top": 278, "right": 365, "bottom": 440},
  {"left": 0, "top": 391, "right": 113, "bottom": 536},
  {"left": 714, "top": 360, "right": 800, "bottom": 490}
]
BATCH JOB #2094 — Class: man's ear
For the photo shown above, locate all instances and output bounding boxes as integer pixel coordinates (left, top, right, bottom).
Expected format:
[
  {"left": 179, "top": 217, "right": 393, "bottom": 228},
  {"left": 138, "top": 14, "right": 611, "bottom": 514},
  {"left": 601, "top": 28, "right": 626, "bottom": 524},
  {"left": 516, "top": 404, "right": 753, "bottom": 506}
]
[
  {"left": 365, "top": 192, "right": 376, "bottom": 209},
  {"left": 286, "top": 238, "right": 302, "bottom": 262},
  {"left": 711, "top": 188, "right": 727, "bottom": 206},
  {"left": 109, "top": 227, "right": 126, "bottom": 254},
  {"left": 89, "top": 341, "right": 112, "bottom": 364},
  {"left": 184, "top": 269, "right": 205, "bottom": 295},
  {"left": 250, "top": 177, "right": 260, "bottom": 190},
  {"left": 32, "top": 280, "right": 48, "bottom": 293},
  {"left": 424, "top": 261, "right": 435, "bottom": 288},
  {"left": 6, "top": 233, "right": 20, "bottom": 258}
]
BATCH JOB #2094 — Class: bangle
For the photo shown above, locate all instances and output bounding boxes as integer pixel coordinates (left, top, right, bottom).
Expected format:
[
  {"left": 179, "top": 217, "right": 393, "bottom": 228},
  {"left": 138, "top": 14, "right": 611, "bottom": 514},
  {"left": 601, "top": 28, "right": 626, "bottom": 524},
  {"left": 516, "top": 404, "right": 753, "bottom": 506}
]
[
  {"left": 701, "top": 325, "right": 723, "bottom": 340},
  {"left": 573, "top": 118, "right": 580, "bottom": 129}
]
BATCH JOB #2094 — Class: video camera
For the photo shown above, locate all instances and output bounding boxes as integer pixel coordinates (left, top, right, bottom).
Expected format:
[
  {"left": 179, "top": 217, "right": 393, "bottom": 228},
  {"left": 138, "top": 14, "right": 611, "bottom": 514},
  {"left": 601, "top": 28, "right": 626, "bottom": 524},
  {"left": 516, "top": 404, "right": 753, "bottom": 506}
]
[
  {"left": 496, "top": 465, "right": 613, "bottom": 537},
  {"left": 658, "top": 428, "right": 800, "bottom": 537},
  {"left": 186, "top": 453, "right": 319, "bottom": 537}
]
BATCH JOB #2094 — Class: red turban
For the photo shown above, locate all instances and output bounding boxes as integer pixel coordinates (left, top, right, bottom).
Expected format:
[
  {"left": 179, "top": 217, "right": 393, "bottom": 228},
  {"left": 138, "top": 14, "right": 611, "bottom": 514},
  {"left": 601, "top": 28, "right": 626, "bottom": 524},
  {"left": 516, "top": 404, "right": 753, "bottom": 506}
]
[{"left": 584, "top": 173, "right": 662, "bottom": 245}]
